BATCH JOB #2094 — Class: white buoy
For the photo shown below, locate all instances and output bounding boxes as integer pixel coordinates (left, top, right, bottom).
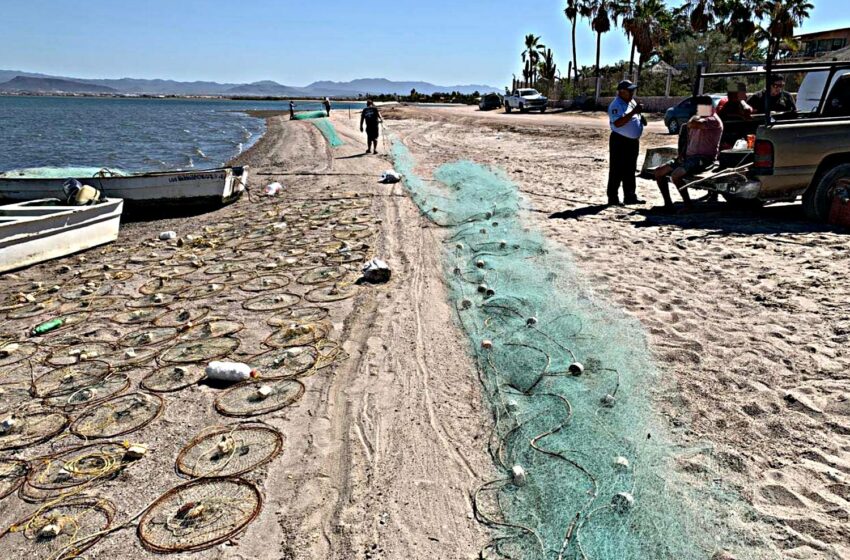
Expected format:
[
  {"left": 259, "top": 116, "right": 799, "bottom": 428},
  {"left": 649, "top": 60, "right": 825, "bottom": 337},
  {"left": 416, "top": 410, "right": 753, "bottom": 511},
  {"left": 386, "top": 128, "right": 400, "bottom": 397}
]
[
  {"left": 512, "top": 465, "right": 528, "bottom": 487},
  {"left": 613, "top": 456, "right": 630, "bottom": 471},
  {"left": 569, "top": 362, "right": 584, "bottom": 376}
]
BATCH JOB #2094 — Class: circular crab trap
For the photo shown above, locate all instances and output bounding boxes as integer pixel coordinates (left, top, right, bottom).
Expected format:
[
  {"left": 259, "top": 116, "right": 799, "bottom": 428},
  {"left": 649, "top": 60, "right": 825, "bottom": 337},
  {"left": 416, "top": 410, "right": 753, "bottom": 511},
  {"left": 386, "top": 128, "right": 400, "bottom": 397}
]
[
  {"left": 44, "top": 342, "right": 116, "bottom": 367},
  {"left": 176, "top": 424, "right": 283, "bottom": 478},
  {"left": 44, "top": 323, "right": 124, "bottom": 347},
  {"left": 0, "top": 458, "right": 28, "bottom": 500},
  {"left": 46, "top": 374, "right": 130, "bottom": 409},
  {"left": 98, "top": 345, "right": 160, "bottom": 370},
  {"left": 110, "top": 307, "right": 167, "bottom": 326},
  {"left": 305, "top": 283, "right": 358, "bottom": 303},
  {"left": 70, "top": 392, "right": 163, "bottom": 439},
  {"left": 314, "top": 340, "right": 349, "bottom": 371},
  {"left": 34, "top": 361, "right": 110, "bottom": 398},
  {"left": 60, "top": 283, "right": 113, "bottom": 301},
  {"left": 5, "top": 299, "right": 60, "bottom": 320},
  {"left": 129, "top": 251, "right": 168, "bottom": 265},
  {"left": 138, "top": 477, "right": 261, "bottom": 553},
  {"left": 242, "top": 292, "right": 300, "bottom": 312},
  {"left": 239, "top": 275, "right": 291, "bottom": 293},
  {"left": 140, "top": 277, "right": 191, "bottom": 296},
  {"left": 214, "top": 379, "right": 305, "bottom": 417},
  {"left": 0, "top": 407, "right": 70, "bottom": 451},
  {"left": 180, "top": 320, "right": 243, "bottom": 342},
  {"left": 208, "top": 270, "right": 254, "bottom": 286},
  {"left": 296, "top": 266, "right": 347, "bottom": 285},
  {"left": 127, "top": 293, "right": 178, "bottom": 309},
  {"left": 204, "top": 262, "right": 246, "bottom": 276},
  {"left": 28, "top": 311, "right": 90, "bottom": 338},
  {"left": 0, "top": 497, "right": 115, "bottom": 560},
  {"left": 58, "top": 296, "right": 122, "bottom": 315},
  {"left": 267, "top": 306, "right": 329, "bottom": 327},
  {"left": 333, "top": 229, "right": 371, "bottom": 242},
  {"left": 150, "top": 264, "right": 199, "bottom": 278},
  {"left": 0, "top": 340, "right": 38, "bottom": 367},
  {"left": 77, "top": 267, "right": 133, "bottom": 282},
  {"left": 228, "top": 239, "right": 273, "bottom": 252},
  {"left": 154, "top": 306, "right": 211, "bottom": 328},
  {"left": 264, "top": 322, "right": 328, "bottom": 349},
  {"left": 118, "top": 327, "right": 179, "bottom": 348},
  {"left": 333, "top": 223, "right": 369, "bottom": 234},
  {"left": 160, "top": 337, "right": 241, "bottom": 364},
  {"left": 0, "top": 383, "right": 34, "bottom": 414},
  {"left": 325, "top": 251, "right": 366, "bottom": 265},
  {"left": 251, "top": 346, "right": 317, "bottom": 379},
  {"left": 142, "top": 364, "right": 205, "bottom": 393},
  {"left": 24, "top": 441, "right": 144, "bottom": 497},
  {"left": 179, "top": 282, "right": 228, "bottom": 300}
]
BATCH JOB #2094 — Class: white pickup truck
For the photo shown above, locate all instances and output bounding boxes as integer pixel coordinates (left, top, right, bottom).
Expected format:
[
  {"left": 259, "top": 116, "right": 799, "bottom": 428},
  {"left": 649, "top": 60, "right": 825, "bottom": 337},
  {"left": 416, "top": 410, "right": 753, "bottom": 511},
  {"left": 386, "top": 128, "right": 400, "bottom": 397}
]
[{"left": 504, "top": 88, "right": 548, "bottom": 113}]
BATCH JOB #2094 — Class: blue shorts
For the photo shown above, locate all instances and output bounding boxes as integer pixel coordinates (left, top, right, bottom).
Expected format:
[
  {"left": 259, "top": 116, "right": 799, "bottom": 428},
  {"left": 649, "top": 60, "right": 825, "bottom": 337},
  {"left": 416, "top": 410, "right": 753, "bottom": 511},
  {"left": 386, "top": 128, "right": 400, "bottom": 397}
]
[{"left": 663, "top": 156, "right": 714, "bottom": 176}]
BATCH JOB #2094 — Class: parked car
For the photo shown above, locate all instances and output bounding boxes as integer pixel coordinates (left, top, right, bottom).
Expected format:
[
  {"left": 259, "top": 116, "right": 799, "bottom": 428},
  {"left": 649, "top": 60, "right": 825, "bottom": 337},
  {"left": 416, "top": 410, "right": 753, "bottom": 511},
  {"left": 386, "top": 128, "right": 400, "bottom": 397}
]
[
  {"left": 663, "top": 94, "right": 724, "bottom": 134},
  {"left": 479, "top": 93, "right": 502, "bottom": 111},
  {"left": 504, "top": 88, "right": 548, "bottom": 113}
]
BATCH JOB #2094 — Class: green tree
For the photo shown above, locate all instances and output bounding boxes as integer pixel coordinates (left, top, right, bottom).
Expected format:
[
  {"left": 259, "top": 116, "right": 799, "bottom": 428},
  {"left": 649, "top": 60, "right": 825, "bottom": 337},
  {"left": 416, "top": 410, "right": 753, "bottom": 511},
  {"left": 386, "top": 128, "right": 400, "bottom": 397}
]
[
  {"left": 521, "top": 34, "right": 545, "bottom": 86},
  {"left": 758, "top": 0, "right": 814, "bottom": 59},
  {"left": 631, "top": 0, "right": 671, "bottom": 83},
  {"left": 584, "top": 0, "right": 612, "bottom": 79},
  {"left": 564, "top": 0, "right": 581, "bottom": 85}
]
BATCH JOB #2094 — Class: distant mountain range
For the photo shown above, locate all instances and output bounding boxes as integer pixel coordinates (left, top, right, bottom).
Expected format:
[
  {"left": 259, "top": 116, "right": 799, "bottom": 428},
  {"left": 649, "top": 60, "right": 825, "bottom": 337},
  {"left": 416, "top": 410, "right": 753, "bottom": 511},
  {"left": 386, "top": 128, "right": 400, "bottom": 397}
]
[{"left": 0, "top": 70, "right": 499, "bottom": 97}]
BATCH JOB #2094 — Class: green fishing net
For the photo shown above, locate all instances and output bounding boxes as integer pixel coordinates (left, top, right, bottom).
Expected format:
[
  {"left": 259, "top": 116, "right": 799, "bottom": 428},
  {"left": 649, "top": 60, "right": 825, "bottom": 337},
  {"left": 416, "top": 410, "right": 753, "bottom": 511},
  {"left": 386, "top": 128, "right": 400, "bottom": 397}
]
[
  {"left": 0, "top": 167, "right": 127, "bottom": 179},
  {"left": 390, "top": 140, "right": 772, "bottom": 560},
  {"left": 291, "top": 112, "right": 344, "bottom": 147},
  {"left": 291, "top": 111, "right": 328, "bottom": 120}
]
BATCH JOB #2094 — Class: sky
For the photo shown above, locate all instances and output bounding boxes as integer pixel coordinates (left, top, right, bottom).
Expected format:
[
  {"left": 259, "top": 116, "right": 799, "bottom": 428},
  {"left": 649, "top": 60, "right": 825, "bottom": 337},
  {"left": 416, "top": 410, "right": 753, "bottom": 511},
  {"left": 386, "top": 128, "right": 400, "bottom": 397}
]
[{"left": 1, "top": 0, "right": 848, "bottom": 88}]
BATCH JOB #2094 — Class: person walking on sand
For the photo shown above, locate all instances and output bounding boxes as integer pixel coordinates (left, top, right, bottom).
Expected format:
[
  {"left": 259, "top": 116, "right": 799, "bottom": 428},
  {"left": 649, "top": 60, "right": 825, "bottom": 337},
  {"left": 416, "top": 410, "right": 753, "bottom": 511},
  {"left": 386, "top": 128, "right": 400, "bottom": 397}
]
[
  {"left": 607, "top": 80, "right": 646, "bottom": 206},
  {"left": 323, "top": 97, "right": 331, "bottom": 117},
  {"left": 289, "top": 100, "right": 296, "bottom": 120},
  {"left": 360, "top": 100, "right": 383, "bottom": 154}
]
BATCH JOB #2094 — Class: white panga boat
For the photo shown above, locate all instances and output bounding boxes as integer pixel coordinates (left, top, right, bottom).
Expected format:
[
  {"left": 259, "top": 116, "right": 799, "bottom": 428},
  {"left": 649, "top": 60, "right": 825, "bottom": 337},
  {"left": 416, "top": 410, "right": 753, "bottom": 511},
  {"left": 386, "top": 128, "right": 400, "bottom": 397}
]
[
  {"left": 0, "top": 166, "right": 248, "bottom": 209},
  {"left": 0, "top": 198, "right": 123, "bottom": 274}
]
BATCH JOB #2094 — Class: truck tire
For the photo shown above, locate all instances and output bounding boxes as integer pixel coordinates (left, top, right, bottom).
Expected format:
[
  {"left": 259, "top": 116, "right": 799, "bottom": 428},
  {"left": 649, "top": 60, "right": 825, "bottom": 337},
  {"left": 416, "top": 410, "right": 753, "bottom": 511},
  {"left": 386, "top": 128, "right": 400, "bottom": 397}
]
[
  {"left": 519, "top": 103, "right": 526, "bottom": 113},
  {"left": 803, "top": 163, "right": 850, "bottom": 221},
  {"left": 721, "top": 194, "right": 764, "bottom": 210},
  {"left": 505, "top": 104, "right": 512, "bottom": 113},
  {"left": 668, "top": 119, "right": 680, "bottom": 135},
  {"left": 540, "top": 106, "right": 547, "bottom": 113}
]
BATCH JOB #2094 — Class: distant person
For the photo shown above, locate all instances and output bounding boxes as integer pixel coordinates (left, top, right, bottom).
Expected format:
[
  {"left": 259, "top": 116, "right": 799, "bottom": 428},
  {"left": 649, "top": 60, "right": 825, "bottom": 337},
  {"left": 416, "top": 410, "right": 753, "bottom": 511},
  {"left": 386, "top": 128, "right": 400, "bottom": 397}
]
[
  {"left": 654, "top": 96, "right": 723, "bottom": 211},
  {"left": 323, "top": 97, "right": 331, "bottom": 117},
  {"left": 606, "top": 80, "right": 646, "bottom": 206},
  {"left": 748, "top": 75, "right": 796, "bottom": 114},
  {"left": 360, "top": 100, "right": 383, "bottom": 154},
  {"left": 717, "top": 82, "right": 753, "bottom": 121},
  {"left": 289, "top": 100, "right": 296, "bottom": 120}
]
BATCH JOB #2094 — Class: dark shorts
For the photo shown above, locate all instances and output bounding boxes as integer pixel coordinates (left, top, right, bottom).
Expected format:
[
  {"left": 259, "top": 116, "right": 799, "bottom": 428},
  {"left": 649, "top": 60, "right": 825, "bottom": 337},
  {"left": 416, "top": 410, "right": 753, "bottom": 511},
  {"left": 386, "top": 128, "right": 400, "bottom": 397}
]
[
  {"left": 366, "top": 124, "right": 379, "bottom": 142},
  {"left": 662, "top": 155, "right": 714, "bottom": 176}
]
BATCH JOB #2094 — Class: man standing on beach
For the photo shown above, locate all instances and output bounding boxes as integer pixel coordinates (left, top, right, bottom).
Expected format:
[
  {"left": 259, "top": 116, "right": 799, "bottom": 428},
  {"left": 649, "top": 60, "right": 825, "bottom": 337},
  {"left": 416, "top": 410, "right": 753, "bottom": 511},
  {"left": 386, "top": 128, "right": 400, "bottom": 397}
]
[
  {"left": 323, "top": 97, "right": 331, "bottom": 117},
  {"left": 607, "top": 80, "right": 646, "bottom": 206},
  {"left": 360, "top": 100, "right": 383, "bottom": 154},
  {"left": 289, "top": 100, "right": 296, "bottom": 120}
]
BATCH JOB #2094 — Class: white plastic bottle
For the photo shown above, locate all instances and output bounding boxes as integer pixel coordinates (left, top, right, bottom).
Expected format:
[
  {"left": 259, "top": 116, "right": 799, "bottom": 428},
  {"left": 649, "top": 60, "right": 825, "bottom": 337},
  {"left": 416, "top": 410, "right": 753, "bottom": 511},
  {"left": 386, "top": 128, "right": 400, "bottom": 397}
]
[{"left": 205, "top": 362, "right": 258, "bottom": 382}]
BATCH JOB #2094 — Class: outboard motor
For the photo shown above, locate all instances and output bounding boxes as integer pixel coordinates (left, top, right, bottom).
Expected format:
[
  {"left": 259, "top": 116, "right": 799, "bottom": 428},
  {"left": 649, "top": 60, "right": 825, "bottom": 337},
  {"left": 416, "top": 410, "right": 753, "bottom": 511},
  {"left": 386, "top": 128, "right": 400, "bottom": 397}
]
[{"left": 62, "top": 178, "right": 102, "bottom": 206}]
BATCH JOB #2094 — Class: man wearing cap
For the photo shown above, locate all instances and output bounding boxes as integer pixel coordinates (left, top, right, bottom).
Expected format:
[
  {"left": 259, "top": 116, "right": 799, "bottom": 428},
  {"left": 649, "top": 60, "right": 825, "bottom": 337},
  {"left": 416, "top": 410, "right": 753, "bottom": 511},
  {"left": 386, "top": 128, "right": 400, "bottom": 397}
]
[{"left": 607, "top": 80, "right": 646, "bottom": 206}]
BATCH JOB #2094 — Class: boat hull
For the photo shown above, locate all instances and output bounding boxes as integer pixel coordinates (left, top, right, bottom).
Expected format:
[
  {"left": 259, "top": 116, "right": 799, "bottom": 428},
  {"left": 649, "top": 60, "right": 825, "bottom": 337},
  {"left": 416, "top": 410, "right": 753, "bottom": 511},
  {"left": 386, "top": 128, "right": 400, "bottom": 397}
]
[
  {"left": 0, "top": 199, "right": 123, "bottom": 273},
  {"left": 0, "top": 167, "right": 247, "bottom": 208}
]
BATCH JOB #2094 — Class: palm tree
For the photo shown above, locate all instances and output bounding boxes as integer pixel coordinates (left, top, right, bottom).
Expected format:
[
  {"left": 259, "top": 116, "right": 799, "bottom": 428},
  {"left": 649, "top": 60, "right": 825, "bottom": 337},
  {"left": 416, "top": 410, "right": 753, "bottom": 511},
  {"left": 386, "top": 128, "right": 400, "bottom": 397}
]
[
  {"left": 631, "top": 0, "right": 671, "bottom": 83},
  {"left": 613, "top": 0, "right": 638, "bottom": 78},
  {"left": 564, "top": 0, "right": 581, "bottom": 86},
  {"left": 687, "top": 0, "right": 717, "bottom": 33},
  {"left": 521, "top": 34, "right": 544, "bottom": 87},
  {"left": 584, "top": 0, "right": 612, "bottom": 79},
  {"left": 539, "top": 48, "right": 559, "bottom": 85},
  {"left": 715, "top": 0, "right": 761, "bottom": 64},
  {"left": 758, "top": 0, "right": 814, "bottom": 60}
]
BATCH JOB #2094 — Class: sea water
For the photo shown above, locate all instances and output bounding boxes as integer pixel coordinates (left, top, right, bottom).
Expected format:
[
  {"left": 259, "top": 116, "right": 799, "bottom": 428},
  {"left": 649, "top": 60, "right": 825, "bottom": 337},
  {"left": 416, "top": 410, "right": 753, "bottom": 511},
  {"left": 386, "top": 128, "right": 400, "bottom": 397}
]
[{"left": 0, "top": 96, "right": 365, "bottom": 173}]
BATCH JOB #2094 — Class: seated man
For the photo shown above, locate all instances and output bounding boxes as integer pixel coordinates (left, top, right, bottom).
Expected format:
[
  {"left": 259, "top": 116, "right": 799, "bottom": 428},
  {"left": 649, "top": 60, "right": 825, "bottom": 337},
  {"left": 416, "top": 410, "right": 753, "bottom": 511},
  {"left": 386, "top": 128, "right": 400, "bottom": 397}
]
[
  {"left": 718, "top": 82, "right": 753, "bottom": 121},
  {"left": 653, "top": 96, "right": 724, "bottom": 210},
  {"left": 748, "top": 74, "right": 796, "bottom": 114}
]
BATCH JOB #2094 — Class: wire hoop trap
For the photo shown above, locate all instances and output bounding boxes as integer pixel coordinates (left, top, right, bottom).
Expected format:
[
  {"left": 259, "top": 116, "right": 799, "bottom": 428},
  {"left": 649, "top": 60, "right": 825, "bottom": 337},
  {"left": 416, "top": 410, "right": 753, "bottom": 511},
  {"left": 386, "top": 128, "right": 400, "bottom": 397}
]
[
  {"left": 153, "top": 306, "right": 212, "bottom": 328},
  {"left": 139, "top": 277, "right": 191, "bottom": 296},
  {"left": 150, "top": 264, "right": 198, "bottom": 278},
  {"left": 24, "top": 441, "right": 145, "bottom": 497},
  {"left": 176, "top": 424, "right": 283, "bottom": 478},
  {"left": 58, "top": 296, "right": 123, "bottom": 315},
  {"left": 0, "top": 340, "right": 38, "bottom": 368},
  {"left": 0, "top": 407, "right": 70, "bottom": 451},
  {"left": 238, "top": 275, "right": 291, "bottom": 293},
  {"left": 70, "top": 392, "right": 163, "bottom": 439},
  {"left": 249, "top": 346, "right": 317, "bottom": 379},
  {"left": 207, "top": 270, "right": 254, "bottom": 286},
  {"left": 137, "top": 477, "right": 262, "bottom": 553},
  {"left": 34, "top": 361, "right": 110, "bottom": 398},
  {"left": 214, "top": 379, "right": 305, "bottom": 417},
  {"left": 43, "top": 323, "right": 124, "bottom": 347},
  {"left": 305, "top": 283, "right": 358, "bottom": 303},
  {"left": 60, "top": 283, "right": 113, "bottom": 301},
  {"left": 179, "top": 282, "right": 228, "bottom": 300},
  {"left": 180, "top": 320, "right": 244, "bottom": 342},
  {"left": 0, "top": 458, "right": 28, "bottom": 500},
  {"left": 242, "top": 291, "right": 300, "bottom": 312},
  {"left": 264, "top": 322, "right": 329, "bottom": 349},
  {"left": 117, "top": 327, "right": 179, "bottom": 348},
  {"left": 159, "top": 337, "right": 241, "bottom": 364},
  {"left": 296, "top": 265, "right": 347, "bottom": 285},
  {"left": 0, "top": 383, "right": 33, "bottom": 414},
  {"left": 5, "top": 299, "right": 60, "bottom": 320},
  {"left": 325, "top": 251, "right": 366, "bottom": 265},
  {"left": 126, "top": 293, "right": 178, "bottom": 308},
  {"left": 314, "top": 339, "right": 349, "bottom": 371},
  {"left": 0, "top": 497, "right": 115, "bottom": 560},
  {"left": 142, "top": 364, "right": 205, "bottom": 393},
  {"left": 203, "top": 262, "right": 247, "bottom": 276},
  {"left": 267, "top": 306, "right": 329, "bottom": 327},
  {"left": 109, "top": 307, "right": 167, "bottom": 326},
  {"left": 98, "top": 345, "right": 161, "bottom": 370},
  {"left": 44, "top": 342, "right": 116, "bottom": 368},
  {"left": 42, "top": 372, "right": 130, "bottom": 410}
]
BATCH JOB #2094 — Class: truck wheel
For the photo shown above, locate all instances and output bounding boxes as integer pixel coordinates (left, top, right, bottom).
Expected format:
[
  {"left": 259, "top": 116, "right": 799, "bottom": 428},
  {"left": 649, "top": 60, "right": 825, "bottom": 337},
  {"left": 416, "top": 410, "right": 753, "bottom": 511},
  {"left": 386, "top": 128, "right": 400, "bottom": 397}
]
[
  {"left": 505, "top": 104, "right": 512, "bottom": 113},
  {"left": 721, "top": 194, "right": 764, "bottom": 210},
  {"left": 519, "top": 104, "right": 526, "bottom": 113},
  {"left": 540, "top": 106, "right": 547, "bottom": 113},
  {"left": 803, "top": 163, "right": 850, "bottom": 221},
  {"left": 668, "top": 119, "right": 680, "bottom": 135}
]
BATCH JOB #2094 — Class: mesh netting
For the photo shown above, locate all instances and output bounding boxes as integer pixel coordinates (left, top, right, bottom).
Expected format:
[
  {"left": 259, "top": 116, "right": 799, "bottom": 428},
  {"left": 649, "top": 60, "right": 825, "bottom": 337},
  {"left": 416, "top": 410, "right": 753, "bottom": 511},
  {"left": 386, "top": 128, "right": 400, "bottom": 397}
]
[
  {"left": 311, "top": 119, "right": 344, "bottom": 148},
  {"left": 390, "top": 140, "right": 767, "bottom": 560}
]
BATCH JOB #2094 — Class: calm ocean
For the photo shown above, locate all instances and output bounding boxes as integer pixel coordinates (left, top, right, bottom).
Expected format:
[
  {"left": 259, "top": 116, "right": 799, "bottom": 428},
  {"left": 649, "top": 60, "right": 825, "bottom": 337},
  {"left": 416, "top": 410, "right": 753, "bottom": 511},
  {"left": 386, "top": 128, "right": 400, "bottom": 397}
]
[{"left": 0, "top": 96, "right": 365, "bottom": 173}]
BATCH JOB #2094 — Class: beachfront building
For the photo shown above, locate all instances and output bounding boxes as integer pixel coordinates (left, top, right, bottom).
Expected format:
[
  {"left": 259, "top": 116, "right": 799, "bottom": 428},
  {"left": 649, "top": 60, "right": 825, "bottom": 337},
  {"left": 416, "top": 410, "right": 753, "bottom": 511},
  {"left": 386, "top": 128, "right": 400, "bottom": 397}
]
[{"left": 782, "top": 26, "right": 850, "bottom": 61}]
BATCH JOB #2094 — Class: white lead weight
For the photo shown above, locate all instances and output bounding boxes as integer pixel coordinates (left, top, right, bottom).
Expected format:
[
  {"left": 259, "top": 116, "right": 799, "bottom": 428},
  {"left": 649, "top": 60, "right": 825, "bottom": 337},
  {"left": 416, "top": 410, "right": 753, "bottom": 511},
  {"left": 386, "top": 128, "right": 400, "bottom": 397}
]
[
  {"left": 568, "top": 362, "right": 584, "bottom": 376},
  {"left": 512, "top": 465, "right": 528, "bottom": 487}
]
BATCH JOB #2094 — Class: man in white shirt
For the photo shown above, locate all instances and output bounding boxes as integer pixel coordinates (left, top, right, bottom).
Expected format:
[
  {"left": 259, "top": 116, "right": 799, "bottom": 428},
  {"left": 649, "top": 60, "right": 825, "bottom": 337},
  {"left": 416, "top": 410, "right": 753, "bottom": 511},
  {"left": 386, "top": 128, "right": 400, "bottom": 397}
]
[{"left": 607, "top": 80, "right": 646, "bottom": 206}]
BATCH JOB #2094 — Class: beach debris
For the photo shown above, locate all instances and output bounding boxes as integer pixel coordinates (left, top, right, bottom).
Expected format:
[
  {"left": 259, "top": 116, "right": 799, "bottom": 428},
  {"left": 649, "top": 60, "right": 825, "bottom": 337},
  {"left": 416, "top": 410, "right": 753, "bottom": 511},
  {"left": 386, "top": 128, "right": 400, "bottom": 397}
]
[
  {"left": 601, "top": 393, "right": 616, "bottom": 407},
  {"left": 613, "top": 456, "right": 630, "bottom": 471},
  {"left": 124, "top": 443, "right": 149, "bottom": 460},
  {"left": 0, "top": 415, "right": 17, "bottom": 435},
  {"left": 217, "top": 435, "right": 236, "bottom": 456},
  {"left": 205, "top": 362, "right": 258, "bottom": 383},
  {"left": 511, "top": 465, "right": 528, "bottom": 487},
  {"left": 477, "top": 283, "right": 489, "bottom": 293},
  {"left": 360, "top": 258, "right": 391, "bottom": 284},
  {"left": 611, "top": 492, "right": 634, "bottom": 513},
  {"left": 526, "top": 317, "right": 538, "bottom": 327},
  {"left": 30, "top": 317, "right": 65, "bottom": 337},
  {"left": 569, "top": 362, "right": 585, "bottom": 376},
  {"left": 481, "top": 340, "right": 493, "bottom": 350},
  {"left": 475, "top": 259, "right": 485, "bottom": 268},
  {"left": 460, "top": 298, "right": 472, "bottom": 310},
  {"left": 505, "top": 399, "right": 519, "bottom": 412},
  {"left": 38, "top": 517, "right": 68, "bottom": 539},
  {"left": 256, "top": 385, "right": 274, "bottom": 400},
  {"left": 263, "top": 182, "right": 283, "bottom": 196},
  {"left": 159, "top": 231, "right": 177, "bottom": 241},
  {"left": 379, "top": 170, "right": 401, "bottom": 184},
  {"left": 0, "top": 343, "right": 20, "bottom": 357}
]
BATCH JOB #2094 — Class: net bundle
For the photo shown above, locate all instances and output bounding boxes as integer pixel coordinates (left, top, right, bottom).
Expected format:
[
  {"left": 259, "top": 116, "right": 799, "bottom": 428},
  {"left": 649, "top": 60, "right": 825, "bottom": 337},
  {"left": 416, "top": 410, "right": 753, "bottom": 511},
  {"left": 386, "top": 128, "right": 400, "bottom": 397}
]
[{"left": 390, "top": 140, "right": 767, "bottom": 560}]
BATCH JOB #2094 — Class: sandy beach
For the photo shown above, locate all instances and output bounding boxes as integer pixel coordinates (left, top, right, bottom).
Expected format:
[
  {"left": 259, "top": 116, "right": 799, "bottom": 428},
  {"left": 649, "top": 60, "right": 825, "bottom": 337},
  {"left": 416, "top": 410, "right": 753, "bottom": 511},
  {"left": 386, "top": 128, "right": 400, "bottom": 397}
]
[{"left": 1, "top": 104, "right": 848, "bottom": 560}]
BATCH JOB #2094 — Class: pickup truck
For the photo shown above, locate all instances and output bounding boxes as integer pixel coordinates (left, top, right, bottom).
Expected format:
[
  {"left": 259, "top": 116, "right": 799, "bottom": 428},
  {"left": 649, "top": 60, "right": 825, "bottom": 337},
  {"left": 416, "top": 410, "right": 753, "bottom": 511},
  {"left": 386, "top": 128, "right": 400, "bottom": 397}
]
[
  {"left": 693, "top": 61, "right": 850, "bottom": 221},
  {"left": 504, "top": 88, "right": 548, "bottom": 113}
]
